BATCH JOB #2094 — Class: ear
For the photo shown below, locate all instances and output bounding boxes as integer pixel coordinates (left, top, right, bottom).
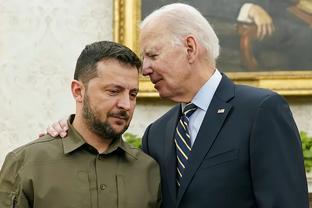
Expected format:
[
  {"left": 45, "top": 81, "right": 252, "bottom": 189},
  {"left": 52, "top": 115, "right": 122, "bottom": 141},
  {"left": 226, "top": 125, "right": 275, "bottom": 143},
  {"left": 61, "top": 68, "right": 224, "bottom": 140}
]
[
  {"left": 71, "top": 80, "right": 84, "bottom": 103},
  {"left": 185, "top": 35, "right": 198, "bottom": 64}
]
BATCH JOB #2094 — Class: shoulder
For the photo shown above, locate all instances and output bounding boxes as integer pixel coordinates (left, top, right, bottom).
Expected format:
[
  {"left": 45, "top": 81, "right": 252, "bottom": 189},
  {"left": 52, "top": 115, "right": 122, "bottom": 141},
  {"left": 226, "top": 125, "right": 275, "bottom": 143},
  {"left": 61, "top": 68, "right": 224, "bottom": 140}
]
[
  {"left": 234, "top": 85, "right": 293, "bottom": 123},
  {"left": 216, "top": 74, "right": 280, "bottom": 106},
  {"left": 0, "top": 135, "right": 62, "bottom": 188},
  {"left": 11, "top": 134, "right": 61, "bottom": 154},
  {"left": 7, "top": 135, "right": 63, "bottom": 165},
  {"left": 234, "top": 84, "right": 284, "bottom": 106},
  {"left": 216, "top": 79, "right": 290, "bottom": 118},
  {"left": 123, "top": 142, "right": 159, "bottom": 169},
  {"left": 236, "top": 84, "right": 275, "bottom": 97}
]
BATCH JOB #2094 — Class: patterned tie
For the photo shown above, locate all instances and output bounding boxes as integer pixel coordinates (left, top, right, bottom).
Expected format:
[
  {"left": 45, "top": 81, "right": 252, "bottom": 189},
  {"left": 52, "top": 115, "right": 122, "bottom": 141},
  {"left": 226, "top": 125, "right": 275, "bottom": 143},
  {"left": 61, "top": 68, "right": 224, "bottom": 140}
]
[{"left": 175, "top": 103, "right": 197, "bottom": 188}]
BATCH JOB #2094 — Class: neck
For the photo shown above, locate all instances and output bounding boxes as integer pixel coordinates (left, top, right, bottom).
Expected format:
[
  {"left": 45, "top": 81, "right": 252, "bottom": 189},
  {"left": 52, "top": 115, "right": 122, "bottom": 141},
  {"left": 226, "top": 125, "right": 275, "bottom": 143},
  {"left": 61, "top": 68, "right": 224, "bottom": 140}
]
[
  {"left": 72, "top": 114, "right": 112, "bottom": 153},
  {"left": 173, "top": 65, "right": 215, "bottom": 103}
]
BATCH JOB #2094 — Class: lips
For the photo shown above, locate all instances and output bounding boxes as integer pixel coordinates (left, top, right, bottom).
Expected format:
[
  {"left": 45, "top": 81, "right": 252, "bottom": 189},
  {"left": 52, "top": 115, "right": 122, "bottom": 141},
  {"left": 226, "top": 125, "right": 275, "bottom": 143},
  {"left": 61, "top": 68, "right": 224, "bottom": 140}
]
[
  {"left": 108, "top": 111, "right": 129, "bottom": 121},
  {"left": 150, "top": 77, "right": 163, "bottom": 89},
  {"left": 150, "top": 73, "right": 162, "bottom": 84},
  {"left": 112, "top": 115, "right": 128, "bottom": 121},
  {"left": 151, "top": 79, "right": 160, "bottom": 85}
]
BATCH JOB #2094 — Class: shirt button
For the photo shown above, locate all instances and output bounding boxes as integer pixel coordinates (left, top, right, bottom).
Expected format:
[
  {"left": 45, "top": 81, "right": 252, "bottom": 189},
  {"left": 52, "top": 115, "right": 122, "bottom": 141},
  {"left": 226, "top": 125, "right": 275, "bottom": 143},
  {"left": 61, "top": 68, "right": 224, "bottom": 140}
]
[
  {"left": 100, "top": 184, "right": 107, "bottom": 190},
  {"left": 98, "top": 155, "right": 105, "bottom": 160}
]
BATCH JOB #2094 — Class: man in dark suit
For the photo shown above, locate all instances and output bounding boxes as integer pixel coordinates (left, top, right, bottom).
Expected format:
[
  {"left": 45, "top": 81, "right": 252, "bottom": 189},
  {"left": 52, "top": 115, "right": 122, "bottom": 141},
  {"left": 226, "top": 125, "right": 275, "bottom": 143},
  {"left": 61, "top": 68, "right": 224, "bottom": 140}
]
[
  {"left": 45, "top": 3, "right": 308, "bottom": 208},
  {"left": 140, "top": 3, "right": 308, "bottom": 207}
]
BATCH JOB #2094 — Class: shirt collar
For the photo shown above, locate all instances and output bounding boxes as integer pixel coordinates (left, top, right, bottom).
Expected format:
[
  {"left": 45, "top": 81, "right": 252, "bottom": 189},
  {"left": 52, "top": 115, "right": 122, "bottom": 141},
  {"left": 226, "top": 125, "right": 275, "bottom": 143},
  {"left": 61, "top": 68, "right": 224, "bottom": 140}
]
[
  {"left": 182, "top": 69, "right": 222, "bottom": 111},
  {"left": 62, "top": 114, "right": 138, "bottom": 159},
  {"left": 62, "top": 115, "right": 86, "bottom": 154}
]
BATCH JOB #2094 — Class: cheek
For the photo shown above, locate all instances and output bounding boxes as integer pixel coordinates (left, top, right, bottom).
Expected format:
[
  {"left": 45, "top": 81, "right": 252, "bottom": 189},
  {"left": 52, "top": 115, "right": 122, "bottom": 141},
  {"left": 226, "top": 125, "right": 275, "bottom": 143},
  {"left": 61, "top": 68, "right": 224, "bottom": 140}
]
[
  {"left": 128, "top": 102, "right": 136, "bottom": 116},
  {"left": 95, "top": 101, "right": 116, "bottom": 115},
  {"left": 94, "top": 106, "right": 109, "bottom": 119},
  {"left": 152, "top": 57, "right": 167, "bottom": 72}
]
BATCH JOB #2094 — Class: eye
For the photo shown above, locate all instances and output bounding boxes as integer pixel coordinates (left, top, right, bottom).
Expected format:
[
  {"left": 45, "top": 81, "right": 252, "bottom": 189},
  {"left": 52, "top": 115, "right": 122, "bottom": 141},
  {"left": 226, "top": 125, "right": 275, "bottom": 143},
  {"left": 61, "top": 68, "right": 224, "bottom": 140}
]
[
  {"left": 145, "top": 51, "right": 158, "bottom": 60},
  {"left": 107, "top": 89, "right": 119, "bottom": 96},
  {"left": 130, "top": 91, "right": 138, "bottom": 99},
  {"left": 149, "top": 54, "right": 158, "bottom": 59}
]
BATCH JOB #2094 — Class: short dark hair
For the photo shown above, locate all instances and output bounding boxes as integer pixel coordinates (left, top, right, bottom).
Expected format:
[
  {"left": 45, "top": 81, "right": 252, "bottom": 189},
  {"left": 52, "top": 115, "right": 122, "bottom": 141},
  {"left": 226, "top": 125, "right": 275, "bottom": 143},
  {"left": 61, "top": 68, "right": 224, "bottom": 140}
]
[{"left": 74, "top": 41, "right": 141, "bottom": 84}]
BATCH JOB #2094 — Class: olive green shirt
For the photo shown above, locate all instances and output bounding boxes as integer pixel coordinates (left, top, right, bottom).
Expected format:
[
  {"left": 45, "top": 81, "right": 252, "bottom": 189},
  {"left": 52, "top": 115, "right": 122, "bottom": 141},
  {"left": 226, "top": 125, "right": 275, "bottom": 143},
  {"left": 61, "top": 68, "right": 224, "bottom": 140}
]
[{"left": 0, "top": 116, "right": 161, "bottom": 208}]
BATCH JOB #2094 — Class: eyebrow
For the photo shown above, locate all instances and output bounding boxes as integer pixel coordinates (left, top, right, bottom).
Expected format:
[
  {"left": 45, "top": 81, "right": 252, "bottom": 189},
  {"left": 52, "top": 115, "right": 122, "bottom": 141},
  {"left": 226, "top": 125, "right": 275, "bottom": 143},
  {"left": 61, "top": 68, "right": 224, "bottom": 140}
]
[
  {"left": 105, "top": 84, "right": 139, "bottom": 92},
  {"left": 142, "top": 47, "right": 159, "bottom": 54},
  {"left": 141, "top": 50, "right": 158, "bottom": 58}
]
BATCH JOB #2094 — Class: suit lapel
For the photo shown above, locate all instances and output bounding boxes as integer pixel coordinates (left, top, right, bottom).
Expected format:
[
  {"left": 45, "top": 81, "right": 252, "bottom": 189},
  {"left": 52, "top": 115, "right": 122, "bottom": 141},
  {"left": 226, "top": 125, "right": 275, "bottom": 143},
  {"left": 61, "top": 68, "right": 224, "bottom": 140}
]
[
  {"left": 164, "top": 105, "right": 181, "bottom": 204},
  {"left": 176, "top": 74, "right": 235, "bottom": 206}
]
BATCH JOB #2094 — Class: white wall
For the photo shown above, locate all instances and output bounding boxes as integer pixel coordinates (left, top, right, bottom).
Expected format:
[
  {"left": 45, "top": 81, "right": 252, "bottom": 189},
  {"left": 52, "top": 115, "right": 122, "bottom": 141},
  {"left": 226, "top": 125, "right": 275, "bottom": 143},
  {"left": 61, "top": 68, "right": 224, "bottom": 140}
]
[
  {"left": 0, "top": 0, "right": 113, "bottom": 166},
  {"left": 288, "top": 98, "right": 312, "bottom": 136}
]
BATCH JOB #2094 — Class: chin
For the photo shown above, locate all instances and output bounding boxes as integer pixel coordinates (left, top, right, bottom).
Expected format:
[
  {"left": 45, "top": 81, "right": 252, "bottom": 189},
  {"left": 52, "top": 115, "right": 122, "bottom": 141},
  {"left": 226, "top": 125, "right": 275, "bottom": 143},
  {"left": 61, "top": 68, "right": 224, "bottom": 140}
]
[
  {"left": 112, "top": 124, "right": 129, "bottom": 134},
  {"left": 159, "top": 91, "right": 183, "bottom": 103},
  {"left": 158, "top": 89, "right": 172, "bottom": 99}
]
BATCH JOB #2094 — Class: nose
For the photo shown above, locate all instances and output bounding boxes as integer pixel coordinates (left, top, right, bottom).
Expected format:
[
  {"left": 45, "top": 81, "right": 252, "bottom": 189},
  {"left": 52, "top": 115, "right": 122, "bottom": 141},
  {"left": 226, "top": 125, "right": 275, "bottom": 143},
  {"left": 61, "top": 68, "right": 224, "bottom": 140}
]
[
  {"left": 142, "top": 59, "right": 153, "bottom": 76},
  {"left": 117, "top": 94, "right": 131, "bottom": 111}
]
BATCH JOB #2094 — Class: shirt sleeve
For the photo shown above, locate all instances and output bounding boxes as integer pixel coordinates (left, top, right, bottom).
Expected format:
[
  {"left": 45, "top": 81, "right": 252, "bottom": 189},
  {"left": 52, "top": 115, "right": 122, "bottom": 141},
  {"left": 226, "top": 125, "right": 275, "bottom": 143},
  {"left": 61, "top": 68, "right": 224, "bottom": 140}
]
[
  {"left": 237, "top": 3, "right": 254, "bottom": 23},
  {"left": 0, "top": 152, "right": 23, "bottom": 208}
]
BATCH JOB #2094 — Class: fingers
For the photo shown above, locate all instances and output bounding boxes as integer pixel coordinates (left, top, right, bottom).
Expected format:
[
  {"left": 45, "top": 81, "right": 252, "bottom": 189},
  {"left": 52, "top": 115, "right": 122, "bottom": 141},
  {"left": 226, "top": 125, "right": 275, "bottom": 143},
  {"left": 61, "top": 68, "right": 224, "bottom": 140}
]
[
  {"left": 249, "top": 4, "right": 274, "bottom": 40},
  {"left": 256, "top": 21, "right": 274, "bottom": 40},
  {"left": 257, "top": 24, "right": 265, "bottom": 40},
  {"left": 268, "top": 23, "right": 275, "bottom": 36},
  {"left": 59, "top": 119, "right": 68, "bottom": 130},
  {"left": 257, "top": 23, "right": 274, "bottom": 40},
  {"left": 46, "top": 118, "right": 69, "bottom": 138},
  {"left": 47, "top": 125, "right": 60, "bottom": 137},
  {"left": 59, "top": 119, "right": 69, "bottom": 138}
]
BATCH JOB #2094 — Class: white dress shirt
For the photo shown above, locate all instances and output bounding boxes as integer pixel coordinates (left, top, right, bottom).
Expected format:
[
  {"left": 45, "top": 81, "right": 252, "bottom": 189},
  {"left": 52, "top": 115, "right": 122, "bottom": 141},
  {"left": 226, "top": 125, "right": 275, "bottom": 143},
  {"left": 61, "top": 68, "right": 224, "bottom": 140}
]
[
  {"left": 181, "top": 69, "right": 222, "bottom": 146},
  {"left": 237, "top": 3, "right": 254, "bottom": 23}
]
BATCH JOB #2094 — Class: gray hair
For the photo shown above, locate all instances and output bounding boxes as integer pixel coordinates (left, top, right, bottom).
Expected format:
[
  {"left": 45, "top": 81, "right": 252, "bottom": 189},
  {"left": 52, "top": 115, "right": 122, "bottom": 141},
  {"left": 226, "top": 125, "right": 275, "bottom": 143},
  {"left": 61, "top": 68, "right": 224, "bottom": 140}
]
[{"left": 140, "top": 3, "right": 220, "bottom": 60}]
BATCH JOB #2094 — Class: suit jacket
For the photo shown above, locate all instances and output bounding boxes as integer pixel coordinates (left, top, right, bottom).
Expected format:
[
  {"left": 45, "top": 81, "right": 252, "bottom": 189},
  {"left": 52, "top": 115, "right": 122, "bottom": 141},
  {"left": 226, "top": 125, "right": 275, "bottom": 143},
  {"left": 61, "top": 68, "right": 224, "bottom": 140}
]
[{"left": 142, "top": 74, "right": 308, "bottom": 208}]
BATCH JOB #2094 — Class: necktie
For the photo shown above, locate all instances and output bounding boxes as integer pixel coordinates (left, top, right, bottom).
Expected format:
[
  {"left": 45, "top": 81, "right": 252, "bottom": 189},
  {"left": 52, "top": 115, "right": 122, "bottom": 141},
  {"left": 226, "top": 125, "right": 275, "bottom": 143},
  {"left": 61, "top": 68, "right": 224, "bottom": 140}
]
[{"left": 175, "top": 103, "right": 197, "bottom": 188}]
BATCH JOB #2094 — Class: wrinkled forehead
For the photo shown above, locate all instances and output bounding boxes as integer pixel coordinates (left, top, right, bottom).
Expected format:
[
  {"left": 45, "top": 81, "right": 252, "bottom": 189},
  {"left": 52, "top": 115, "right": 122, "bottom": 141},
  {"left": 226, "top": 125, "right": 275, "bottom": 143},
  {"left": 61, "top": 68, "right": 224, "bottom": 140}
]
[{"left": 140, "top": 23, "right": 173, "bottom": 53}]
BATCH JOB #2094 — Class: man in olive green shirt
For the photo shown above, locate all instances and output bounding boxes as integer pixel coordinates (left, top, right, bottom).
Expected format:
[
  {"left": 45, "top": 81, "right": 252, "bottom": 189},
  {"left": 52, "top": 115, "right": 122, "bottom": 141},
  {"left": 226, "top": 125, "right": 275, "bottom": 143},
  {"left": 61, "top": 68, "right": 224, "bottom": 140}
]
[{"left": 0, "top": 41, "right": 161, "bottom": 208}]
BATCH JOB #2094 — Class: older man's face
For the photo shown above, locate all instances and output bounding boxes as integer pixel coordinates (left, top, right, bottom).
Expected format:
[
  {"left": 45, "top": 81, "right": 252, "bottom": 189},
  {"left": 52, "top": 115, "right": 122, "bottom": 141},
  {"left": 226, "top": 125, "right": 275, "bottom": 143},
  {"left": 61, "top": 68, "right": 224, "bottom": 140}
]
[{"left": 140, "top": 24, "right": 193, "bottom": 102}]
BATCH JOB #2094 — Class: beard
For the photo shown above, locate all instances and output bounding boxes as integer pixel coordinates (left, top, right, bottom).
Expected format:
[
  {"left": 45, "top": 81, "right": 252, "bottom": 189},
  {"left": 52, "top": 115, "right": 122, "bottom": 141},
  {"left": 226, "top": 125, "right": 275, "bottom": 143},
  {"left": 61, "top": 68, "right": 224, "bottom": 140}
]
[{"left": 82, "top": 94, "right": 130, "bottom": 141}]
